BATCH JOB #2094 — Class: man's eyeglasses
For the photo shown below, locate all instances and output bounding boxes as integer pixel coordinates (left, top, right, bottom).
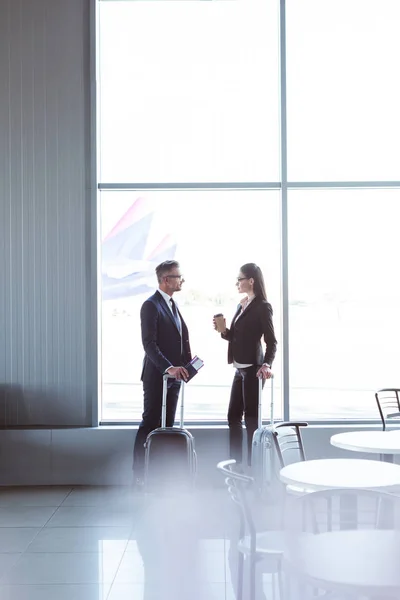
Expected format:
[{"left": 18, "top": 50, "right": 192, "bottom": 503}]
[
  {"left": 166, "top": 275, "right": 184, "bottom": 280},
  {"left": 236, "top": 277, "right": 248, "bottom": 282}
]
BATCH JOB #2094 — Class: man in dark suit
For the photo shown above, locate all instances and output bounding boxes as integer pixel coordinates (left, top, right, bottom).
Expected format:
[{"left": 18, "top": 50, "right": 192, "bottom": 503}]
[{"left": 133, "top": 260, "right": 191, "bottom": 485}]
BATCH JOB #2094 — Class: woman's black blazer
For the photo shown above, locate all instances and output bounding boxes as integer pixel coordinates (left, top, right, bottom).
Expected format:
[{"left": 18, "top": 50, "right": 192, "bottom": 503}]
[{"left": 221, "top": 296, "right": 277, "bottom": 366}]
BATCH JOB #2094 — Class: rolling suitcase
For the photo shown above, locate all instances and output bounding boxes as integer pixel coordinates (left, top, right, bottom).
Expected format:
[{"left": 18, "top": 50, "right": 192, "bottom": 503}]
[
  {"left": 144, "top": 374, "right": 197, "bottom": 493},
  {"left": 251, "top": 375, "right": 280, "bottom": 499}
]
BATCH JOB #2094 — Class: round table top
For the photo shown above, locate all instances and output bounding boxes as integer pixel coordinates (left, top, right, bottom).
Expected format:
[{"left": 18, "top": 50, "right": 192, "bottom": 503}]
[
  {"left": 285, "top": 529, "right": 400, "bottom": 595},
  {"left": 279, "top": 458, "right": 400, "bottom": 491},
  {"left": 331, "top": 430, "right": 400, "bottom": 454}
]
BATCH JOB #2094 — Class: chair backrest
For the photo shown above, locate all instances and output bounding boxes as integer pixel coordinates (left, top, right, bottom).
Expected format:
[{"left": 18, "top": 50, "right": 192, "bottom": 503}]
[
  {"left": 272, "top": 421, "right": 308, "bottom": 467},
  {"left": 375, "top": 389, "right": 400, "bottom": 430},
  {"left": 285, "top": 487, "right": 400, "bottom": 535},
  {"left": 216, "top": 460, "right": 257, "bottom": 545}
]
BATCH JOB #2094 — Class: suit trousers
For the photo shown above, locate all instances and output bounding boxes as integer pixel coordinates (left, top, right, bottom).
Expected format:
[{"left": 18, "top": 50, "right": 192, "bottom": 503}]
[
  {"left": 133, "top": 376, "right": 181, "bottom": 476},
  {"left": 227, "top": 365, "right": 263, "bottom": 466}
]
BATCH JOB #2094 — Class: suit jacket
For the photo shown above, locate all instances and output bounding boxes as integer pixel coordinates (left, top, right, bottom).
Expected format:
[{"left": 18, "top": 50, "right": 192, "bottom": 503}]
[
  {"left": 140, "top": 290, "right": 192, "bottom": 381},
  {"left": 221, "top": 296, "right": 277, "bottom": 366}
]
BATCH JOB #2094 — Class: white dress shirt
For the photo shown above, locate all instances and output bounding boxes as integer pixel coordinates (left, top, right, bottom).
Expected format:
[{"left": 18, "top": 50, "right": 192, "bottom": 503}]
[
  {"left": 158, "top": 289, "right": 183, "bottom": 373},
  {"left": 158, "top": 289, "right": 182, "bottom": 334},
  {"left": 158, "top": 288, "right": 175, "bottom": 314}
]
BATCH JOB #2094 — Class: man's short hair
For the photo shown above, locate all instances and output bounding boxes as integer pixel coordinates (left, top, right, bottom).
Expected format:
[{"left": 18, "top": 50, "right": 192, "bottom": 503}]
[{"left": 155, "top": 260, "right": 180, "bottom": 283}]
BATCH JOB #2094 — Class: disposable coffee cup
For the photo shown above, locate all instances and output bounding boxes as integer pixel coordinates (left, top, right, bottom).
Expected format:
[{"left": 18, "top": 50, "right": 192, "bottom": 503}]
[{"left": 214, "top": 313, "right": 226, "bottom": 333}]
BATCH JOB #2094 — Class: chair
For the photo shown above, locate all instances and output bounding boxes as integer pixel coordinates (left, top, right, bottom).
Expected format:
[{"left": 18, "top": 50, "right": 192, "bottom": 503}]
[
  {"left": 216, "top": 459, "right": 285, "bottom": 600},
  {"left": 272, "top": 421, "right": 308, "bottom": 465},
  {"left": 284, "top": 488, "right": 400, "bottom": 599},
  {"left": 375, "top": 388, "right": 400, "bottom": 430},
  {"left": 272, "top": 421, "right": 309, "bottom": 495}
]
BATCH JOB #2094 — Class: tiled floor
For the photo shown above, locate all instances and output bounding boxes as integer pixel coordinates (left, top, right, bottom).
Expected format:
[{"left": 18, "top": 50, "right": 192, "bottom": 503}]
[{"left": 0, "top": 485, "right": 282, "bottom": 600}]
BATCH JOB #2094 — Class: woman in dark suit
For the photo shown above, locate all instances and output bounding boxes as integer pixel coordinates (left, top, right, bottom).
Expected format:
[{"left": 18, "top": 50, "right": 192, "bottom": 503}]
[{"left": 214, "top": 263, "right": 277, "bottom": 467}]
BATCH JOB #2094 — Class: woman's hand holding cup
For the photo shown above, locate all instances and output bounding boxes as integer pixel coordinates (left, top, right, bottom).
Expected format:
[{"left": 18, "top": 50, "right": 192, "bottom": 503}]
[{"left": 213, "top": 313, "right": 226, "bottom": 334}]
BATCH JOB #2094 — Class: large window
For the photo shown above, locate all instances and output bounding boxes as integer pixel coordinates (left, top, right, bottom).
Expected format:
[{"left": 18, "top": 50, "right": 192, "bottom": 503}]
[
  {"left": 97, "top": 0, "right": 400, "bottom": 423},
  {"left": 286, "top": 0, "right": 400, "bottom": 181},
  {"left": 288, "top": 189, "right": 400, "bottom": 419},
  {"left": 100, "top": 190, "right": 282, "bottom": 422},
  {"left": 98, "top": 0, "right": 280, "bottom": 183}
]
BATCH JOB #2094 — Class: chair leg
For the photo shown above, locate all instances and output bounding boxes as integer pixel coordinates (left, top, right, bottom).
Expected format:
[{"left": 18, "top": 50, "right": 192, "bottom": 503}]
[
  {"left": 272, "top": 570, "right": 277, "bottom": 600},
  {"left": 277, "top": 561, "right": 285, "bottom": 600},
  {"left": 249, "top": 555, "right": 256, "bottom": 600},
  {"left": 327, "top": 497, "right": 333, "bottom": 531},
  {"left": 237, "top": 551, "right": 244, "bottom": 600}
]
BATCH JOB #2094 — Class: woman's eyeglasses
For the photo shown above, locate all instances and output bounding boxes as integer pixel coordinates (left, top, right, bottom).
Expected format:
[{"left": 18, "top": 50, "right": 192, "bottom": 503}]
[{"left": 236, "top": 277, "right": 248, "bottom": 282}]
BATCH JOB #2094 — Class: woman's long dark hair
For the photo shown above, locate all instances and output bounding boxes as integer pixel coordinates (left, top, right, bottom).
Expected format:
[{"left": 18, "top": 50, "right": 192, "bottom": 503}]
[{"left": 240, "top": 263, "right": 268, "bottom": 301}]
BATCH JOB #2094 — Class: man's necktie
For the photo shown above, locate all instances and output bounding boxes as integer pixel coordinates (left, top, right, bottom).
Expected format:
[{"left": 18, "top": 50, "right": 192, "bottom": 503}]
[{"left": 170, "top": 298, "right": 181, "bottom": 332}]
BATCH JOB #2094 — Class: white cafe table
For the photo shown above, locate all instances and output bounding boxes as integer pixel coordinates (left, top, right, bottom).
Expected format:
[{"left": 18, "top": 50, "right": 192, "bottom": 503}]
[
  {"left": 279, "top": 458, "right": 400, "bottom": 492},
  {"left": 285, "top": 529, "right": 400, "bottom": 598},
  {"left": 331, "top": 430, "right": 400, "bottom": 463}
]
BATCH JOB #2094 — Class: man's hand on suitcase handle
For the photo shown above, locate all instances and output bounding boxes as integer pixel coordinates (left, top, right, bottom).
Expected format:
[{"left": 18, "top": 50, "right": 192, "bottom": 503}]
[
  {"left": 257, "top": 364, "right": 273, "bottom": 380},
  {"left": 166, "top": 366, "right": 189, "bottom": 381}
]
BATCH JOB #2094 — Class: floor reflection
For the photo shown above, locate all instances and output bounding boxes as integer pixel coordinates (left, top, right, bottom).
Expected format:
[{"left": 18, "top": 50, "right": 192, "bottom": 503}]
[{"left": 132, "top": 491, "right": 227, "bottom": 600}]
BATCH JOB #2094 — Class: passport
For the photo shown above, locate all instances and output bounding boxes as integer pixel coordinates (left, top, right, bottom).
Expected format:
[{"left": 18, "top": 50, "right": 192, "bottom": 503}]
[{"left": 184, "top": 355, "right": 204, "bottom": 382}]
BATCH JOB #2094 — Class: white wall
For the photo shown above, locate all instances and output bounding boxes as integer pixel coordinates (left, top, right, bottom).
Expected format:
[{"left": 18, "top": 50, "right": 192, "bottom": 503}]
[
  {"left": 0, "top": 0, "right": 92, "bottom": 427},
  {"left": 0, "top": 425, "right": 389, "bottom": 487}
]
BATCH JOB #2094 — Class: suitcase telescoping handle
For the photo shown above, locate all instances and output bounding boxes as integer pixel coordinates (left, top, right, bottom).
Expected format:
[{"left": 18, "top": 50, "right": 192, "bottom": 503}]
[
  {"left": 258, "top": 373, "right": 274, "bottom": 429},
  {"left": 162, "top": 373, "right": 185, "bottom": 428}
]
